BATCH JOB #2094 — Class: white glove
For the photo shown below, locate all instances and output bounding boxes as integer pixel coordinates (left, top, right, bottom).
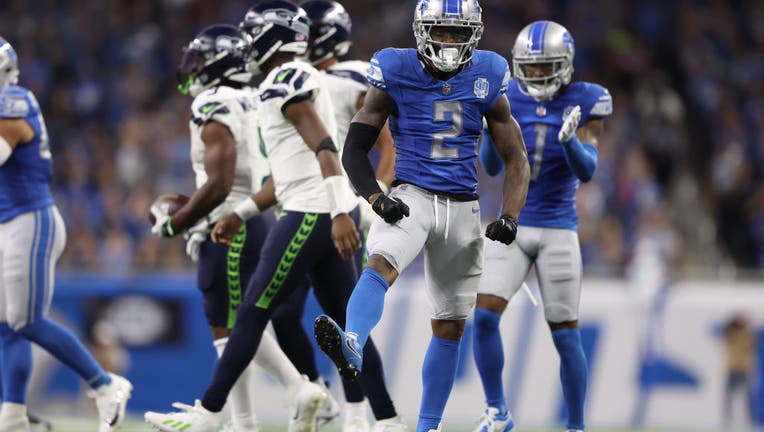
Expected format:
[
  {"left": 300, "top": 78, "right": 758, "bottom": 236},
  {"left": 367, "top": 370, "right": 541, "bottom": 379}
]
[
  {"left": 558, "top": 105, "right": 581, "bottom": 143},
  {"left": 184, "top": 219, "right": 209, "bottom": 262},
  {"left": 150, "top": 206, "right": 173, "bottom": 237}
]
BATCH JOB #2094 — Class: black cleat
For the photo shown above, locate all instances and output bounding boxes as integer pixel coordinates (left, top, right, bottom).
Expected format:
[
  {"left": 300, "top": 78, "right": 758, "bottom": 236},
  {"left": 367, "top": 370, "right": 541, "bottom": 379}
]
[{"left": 314, "top": 315, "right": 362, "bottom": 381}]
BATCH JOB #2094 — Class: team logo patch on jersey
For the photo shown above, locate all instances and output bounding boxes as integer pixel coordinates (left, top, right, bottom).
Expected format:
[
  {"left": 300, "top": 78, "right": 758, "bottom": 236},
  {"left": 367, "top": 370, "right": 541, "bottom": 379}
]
[{"left": 474, "top": 78, "right": 489, "bottom": 99}]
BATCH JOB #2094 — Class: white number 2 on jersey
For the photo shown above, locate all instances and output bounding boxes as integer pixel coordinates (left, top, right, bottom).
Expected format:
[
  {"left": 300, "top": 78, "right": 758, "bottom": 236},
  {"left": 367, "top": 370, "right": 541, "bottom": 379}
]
[{"left": 431, "top": 101, "right": 462, "bottom": 159}]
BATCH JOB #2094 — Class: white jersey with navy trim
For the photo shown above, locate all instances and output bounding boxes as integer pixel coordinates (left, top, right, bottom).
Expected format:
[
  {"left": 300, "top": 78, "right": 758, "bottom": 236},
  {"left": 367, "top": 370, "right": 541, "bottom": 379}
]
[
  {"left": 189, "top": 86, "right": 264, "bottom": 223},
  {"left": 322, "top": 60, "right": 370, "bottom": 150},
  {"left": 257, "top": 61, "right": 338, "bottom": 214}
]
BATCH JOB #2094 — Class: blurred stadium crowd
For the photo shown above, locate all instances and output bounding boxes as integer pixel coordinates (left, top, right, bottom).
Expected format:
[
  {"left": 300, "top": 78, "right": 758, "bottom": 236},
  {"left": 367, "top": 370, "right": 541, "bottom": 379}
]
[{"left": 2, "top": 0, "right": 762, "bottom": 275}]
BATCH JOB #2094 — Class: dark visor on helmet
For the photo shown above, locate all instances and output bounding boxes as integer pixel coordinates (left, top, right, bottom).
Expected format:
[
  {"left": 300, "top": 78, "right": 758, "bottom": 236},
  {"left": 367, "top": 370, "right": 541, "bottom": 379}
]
[{"left": 176, "top": 47, "right": 204, "bottom": 95}]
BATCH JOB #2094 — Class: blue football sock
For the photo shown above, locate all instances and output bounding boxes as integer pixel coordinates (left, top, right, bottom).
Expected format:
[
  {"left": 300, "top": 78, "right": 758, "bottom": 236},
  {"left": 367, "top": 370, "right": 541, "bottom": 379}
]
[
  {"left": 0, "top": 324, "right": 32, "bottom": 403},
  {"left": 345, "top": 268, "right": 388, "bottom": 348},
  {"left": 18, "top": 319, "right": 110, "bottom": 389},
  {"left": 552, "top": 328, "right": 587, "bottom": 431},
  {"left": 417, "top": 335, "right": 460, "bottom": 432},
  {"left": 473, "top": 308, "right": 507, "bottom": 414}
]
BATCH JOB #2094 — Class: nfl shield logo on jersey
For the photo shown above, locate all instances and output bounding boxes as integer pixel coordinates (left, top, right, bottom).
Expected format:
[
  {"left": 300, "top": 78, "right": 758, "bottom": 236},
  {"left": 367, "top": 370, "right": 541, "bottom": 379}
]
[{"left": 474, "top": 78, "right": 489, "bottom": 99}]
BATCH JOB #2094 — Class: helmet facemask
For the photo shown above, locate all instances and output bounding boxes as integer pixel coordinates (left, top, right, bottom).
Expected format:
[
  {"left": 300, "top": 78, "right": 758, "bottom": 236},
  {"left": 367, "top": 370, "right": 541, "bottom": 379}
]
[
  {"left": 239, "top": 5, "right": 310, "bottom": 76},
  {"left": 414, "top": 20, "right": 483, "bottom": 73},
  {"left": 177, "top": 30, "right": 249, "bottom": 97},
  {"left": 0, "top": 38, "right": 19, "bottom": 88},
  {"left": 513, "top": 57, "right": 572, "bottom": 101}
]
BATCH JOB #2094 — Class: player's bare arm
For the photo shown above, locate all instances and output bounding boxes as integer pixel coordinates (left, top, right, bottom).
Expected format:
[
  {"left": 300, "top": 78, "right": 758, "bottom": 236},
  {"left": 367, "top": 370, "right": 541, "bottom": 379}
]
[
  {"left": 211, "top": 178, "right": 276, "bottom": 246},
  {"left": 0, "top": 118, "right": 34, "bottom": 164},
  {"left": 486, "top": 94, "right": 530, "bottom": 222},
  {"left": 170, "top": 120, "right": 237, "bottom": 233},
  {"left": 577, "top": 118, "right": 604, "bottom": 147},
  {"left": 356, "top": 92, "right": 396, "bottom": 188},
  {"left": 283, "top": 97, "right": 360, "bottom": 260}
]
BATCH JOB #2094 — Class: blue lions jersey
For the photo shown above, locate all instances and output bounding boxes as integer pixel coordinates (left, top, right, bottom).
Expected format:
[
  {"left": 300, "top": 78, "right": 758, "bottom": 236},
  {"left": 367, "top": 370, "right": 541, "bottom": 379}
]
[
  {"left": 0, "top": 85, "right": 53, "bottom": 222},
  {"left": 367, "top": 48, "right": 510, "bottom": 197},
  {"left": 500, "top": 79, "right": 612, "bottom": 230}
]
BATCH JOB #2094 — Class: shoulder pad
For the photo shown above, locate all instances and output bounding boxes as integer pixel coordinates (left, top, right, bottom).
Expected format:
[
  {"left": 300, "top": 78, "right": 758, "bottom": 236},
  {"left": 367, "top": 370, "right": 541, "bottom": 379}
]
[
  {"left": 191, "top": 87, "right": 236, "bottom": 124},
  {"left": 492, "top": 53, "right": 511, "bottom": 94},
  {"left": 367, "top": 48, "right": 407, "bottom": 91},
  {"left": 475, "top": 51, "right": 511, "bottom": 108},
  {"left": 586, "top": 83, "right": 613, "bottom": 117},
  {"left": 260, "top": 62, "right": 320, "bottom": 103},
  {"left": 0, "top": 87, "right": 34, "bottom": 119},
  {"left": 327, "top": 60, "right": 370, "bottom": 87}
]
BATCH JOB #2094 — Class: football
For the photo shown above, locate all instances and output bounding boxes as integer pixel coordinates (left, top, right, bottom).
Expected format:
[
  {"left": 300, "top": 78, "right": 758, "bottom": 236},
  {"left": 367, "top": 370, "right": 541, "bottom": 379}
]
[{"left": 148, "top": 193, "right": 190, "bottom": 225}]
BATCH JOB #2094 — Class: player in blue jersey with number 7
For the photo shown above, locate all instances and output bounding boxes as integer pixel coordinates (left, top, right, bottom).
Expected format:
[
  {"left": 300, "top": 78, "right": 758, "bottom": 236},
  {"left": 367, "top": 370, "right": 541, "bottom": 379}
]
[
  {"left": 313, "top": 1, "right": 530, "bottom": 431},
  {"left": 0, "top": 37, "right": 132, "bottom": 432},
  {"left": 472, "top": 21, "right": 613, "bottom": 432}
]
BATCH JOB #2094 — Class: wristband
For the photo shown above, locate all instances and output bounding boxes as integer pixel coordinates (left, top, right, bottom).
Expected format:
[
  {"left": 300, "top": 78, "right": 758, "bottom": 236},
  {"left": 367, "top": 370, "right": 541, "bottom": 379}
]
[
  {"left": 376, "top": 179, "right": 390, "bottom": 194},
  {"left": 0, "top": 135, "right": 11, "bottom": 166},
  {"left": 233, "top": 198, "right": 260, "bottom": 221},
  {"left": 315, "top": 137, "right": 338, "bottom": 155},
  {"left": 324, "top": 175, "right": 358, "bottom": 219}
]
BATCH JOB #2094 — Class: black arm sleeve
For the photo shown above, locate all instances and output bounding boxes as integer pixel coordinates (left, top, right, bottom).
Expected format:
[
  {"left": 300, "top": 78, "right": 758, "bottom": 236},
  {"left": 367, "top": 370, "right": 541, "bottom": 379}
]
[{"left": 342, "top": 122, "right": 383, "bottom": 201}]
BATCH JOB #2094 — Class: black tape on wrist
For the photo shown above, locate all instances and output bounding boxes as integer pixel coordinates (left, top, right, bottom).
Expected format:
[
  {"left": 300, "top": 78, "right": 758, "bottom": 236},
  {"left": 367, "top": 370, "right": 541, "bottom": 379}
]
[{"left": 315, "top": 137, "right": 338, "bottom": 155}]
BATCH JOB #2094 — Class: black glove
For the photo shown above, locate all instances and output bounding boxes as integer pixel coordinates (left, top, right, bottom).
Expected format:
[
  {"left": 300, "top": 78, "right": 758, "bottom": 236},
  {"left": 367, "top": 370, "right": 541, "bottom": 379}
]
[
  {"left": 485, "top": 214, "right": 518, "bottom": 245},
  {"left": 372, "top": 195, "right": 410, "bottom": 224}
]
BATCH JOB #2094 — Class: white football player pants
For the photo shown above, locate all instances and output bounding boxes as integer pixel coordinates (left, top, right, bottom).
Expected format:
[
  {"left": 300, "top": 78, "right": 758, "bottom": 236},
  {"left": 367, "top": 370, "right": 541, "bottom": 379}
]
[
  {"left": 366, "top": 183, "right": 483, "bottom": 320},
  {"left": 0, "top": 206, "right": 66, "bottom": 330},
  {"left": 478, "top": 226, "right": 583, "bottom": 323}
]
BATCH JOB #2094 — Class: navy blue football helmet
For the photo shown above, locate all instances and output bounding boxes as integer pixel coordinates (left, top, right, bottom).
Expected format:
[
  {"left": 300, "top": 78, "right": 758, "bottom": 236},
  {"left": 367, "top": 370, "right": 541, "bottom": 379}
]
[
  {"left": 239, "top": 0, "right": 310, "bottom": 74},
  {"left": 301, "top": 0, "right": 352, "bottom": 65},
  {"left": 177, "top": 24, "right": 249, "bottom": 96}
]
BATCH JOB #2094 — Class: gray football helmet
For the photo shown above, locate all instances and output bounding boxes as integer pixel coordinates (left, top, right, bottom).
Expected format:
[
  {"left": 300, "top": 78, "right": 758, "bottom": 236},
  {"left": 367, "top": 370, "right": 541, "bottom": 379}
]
[
  {"left": 0, "top": 37, "right": 19, "bottom": 88},
  {"left": 512, "top": 20, "right": 575, "bottom": 101},
  {"left": 413, "top": 0, "right": 484, "bottom": 73}
]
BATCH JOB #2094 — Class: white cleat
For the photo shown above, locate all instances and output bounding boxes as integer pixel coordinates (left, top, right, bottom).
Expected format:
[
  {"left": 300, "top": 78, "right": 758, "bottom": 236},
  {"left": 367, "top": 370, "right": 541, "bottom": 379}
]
[
  {"left": 220, "top": 419, "right": 260, "bottom": 432},
  {"left": 472, "top": 407, "right": 515, "bottom": 432},
  {"left": 0, "top": 415, "right": 30, "bottom": 432},
  {"left": 88, "top": 373, "right": 133, "bottom": 432},
  {"left": 426, "top": 424, "right": 441, "bottom": 432},
  {"left": 144, "top": 400, "right": 223, "bottom": 432},
  {"left": 370, "top": 416, "right": 408, "bottom": 431},
  {"left": 343, "top": 401, "right": 369, "bottom": 432},
  {"left": 314, "top": 381, "right": 340, "bottom": 428},
  {"left": 288, "top": 378, "right": 328, "bottom": 432}
]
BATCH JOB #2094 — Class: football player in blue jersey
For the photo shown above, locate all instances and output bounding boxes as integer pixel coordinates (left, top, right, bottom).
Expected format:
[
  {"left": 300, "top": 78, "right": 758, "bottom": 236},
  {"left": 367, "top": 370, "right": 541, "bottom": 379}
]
[
  {"left": 0, "top": 37, "right": 133, "bottom": 432},
  {"left": 472, "top": 21, "right": 613, "bottom": 432},
  {"left": 313, "top": 1, "right": 530, "bottom": 431}
]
